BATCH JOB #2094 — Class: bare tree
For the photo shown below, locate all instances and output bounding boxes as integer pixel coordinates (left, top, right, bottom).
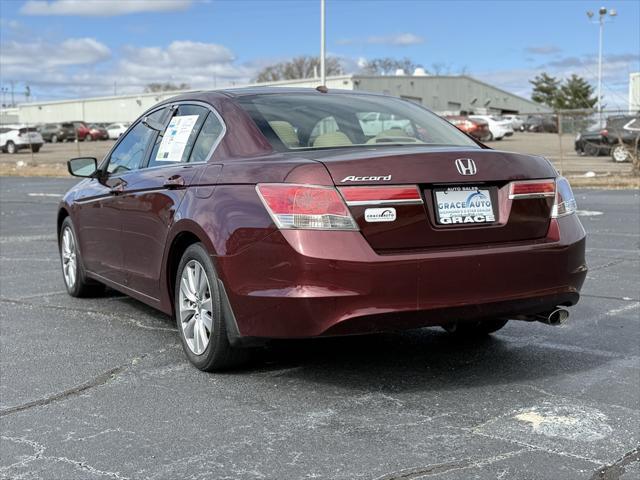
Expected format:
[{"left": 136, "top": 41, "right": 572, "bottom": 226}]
[
  {"left": 144, "top": 82, "right": 191, "bottom": 93},
  {"left": 254, "top": 56, "right": 343, "bottom": 83},
  {"left": 360, "top": 57, "right": 423, "bottom": 75}
]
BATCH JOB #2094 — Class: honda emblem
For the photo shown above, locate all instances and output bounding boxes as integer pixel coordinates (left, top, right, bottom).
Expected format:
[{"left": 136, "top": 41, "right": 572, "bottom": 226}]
[{"left": 454, "top": 158, "right": 477, "bottom": 176}]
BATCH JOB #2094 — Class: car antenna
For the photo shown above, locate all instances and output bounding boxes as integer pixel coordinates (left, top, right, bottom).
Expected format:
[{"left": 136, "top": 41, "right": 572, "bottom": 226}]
[{"left": 316, "top": 85, "right": 328, "bottom": 93}]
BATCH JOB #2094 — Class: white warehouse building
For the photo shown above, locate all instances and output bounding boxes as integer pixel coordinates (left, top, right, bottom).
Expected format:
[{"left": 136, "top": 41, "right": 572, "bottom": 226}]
[{"left": 16, "top": 74, "right": 550, "bottom": 125}]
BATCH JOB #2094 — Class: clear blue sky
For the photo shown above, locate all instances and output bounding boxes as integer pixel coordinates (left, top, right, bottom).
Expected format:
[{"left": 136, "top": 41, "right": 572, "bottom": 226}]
[{"left": 1, "top": 0, "right": 638, "bottom": 108}]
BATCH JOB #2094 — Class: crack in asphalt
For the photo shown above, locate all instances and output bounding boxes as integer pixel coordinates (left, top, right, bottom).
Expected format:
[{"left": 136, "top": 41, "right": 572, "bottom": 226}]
[
  {"left": 0, "top": 435, "right": 130, "bottom": 479},
  {"left": 590, "top": 447, "right": 640, "bottom": 480},
  {"left": 588, "top": 255, "right": 639, "bottom": 272},
  {"left": 372, "top": 449, "right": 529, "bottom": 479},
  {"left": 0, "top": 365, "right": 125, "bottom": 418},
  {"left": 0, "top": 234, "right": 56, "bottom": 243},
  {"left": 0, "top": 297, "right": 177, "bottom": 332},
  {"left": 0, "top": 349, "right": 172, "bottom": 418}
]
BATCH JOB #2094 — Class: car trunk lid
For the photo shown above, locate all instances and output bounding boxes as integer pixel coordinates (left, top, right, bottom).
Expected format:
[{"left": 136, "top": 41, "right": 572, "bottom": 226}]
[{"left": 311, "top": 146, "right": 558, "bottom": 251}]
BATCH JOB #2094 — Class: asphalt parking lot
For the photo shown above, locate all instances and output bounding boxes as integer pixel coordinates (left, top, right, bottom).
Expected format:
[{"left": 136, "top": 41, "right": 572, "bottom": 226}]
[{"left": 0, "top": 177, "right": 638, "bottom": 480}]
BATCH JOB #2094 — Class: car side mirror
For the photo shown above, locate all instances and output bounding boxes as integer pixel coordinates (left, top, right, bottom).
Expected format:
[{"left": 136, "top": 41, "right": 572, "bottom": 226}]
[
  {"left": 68, "top": 157, "right": 98, "bottom": 178},
  {"left": 143, "top": 116, "right": 165, "bottom": 132}
]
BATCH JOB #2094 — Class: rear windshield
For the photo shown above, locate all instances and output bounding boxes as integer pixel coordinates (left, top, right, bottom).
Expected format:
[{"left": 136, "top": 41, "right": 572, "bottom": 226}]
[{"left": 236, "top": 93, "right": 479, "bottom": 151}]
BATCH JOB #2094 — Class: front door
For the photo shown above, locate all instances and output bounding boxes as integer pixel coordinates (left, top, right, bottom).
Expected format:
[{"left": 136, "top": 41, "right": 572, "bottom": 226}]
[{"left": 77, "top": 108, "right": 164, "bottom": 284}]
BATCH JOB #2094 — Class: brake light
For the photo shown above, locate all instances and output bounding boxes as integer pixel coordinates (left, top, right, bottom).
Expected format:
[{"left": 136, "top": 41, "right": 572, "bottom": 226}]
[
  {"left": 256, "top": 184, "right": 358, "bottom": 230},
  {"left": 338, "top": 185, "right": 423, "bottom": 206},
  {"left": 551, "top": 177, "right": 578, "bottom": 217},
  {"left": 509, "top": 180, "right": 556, "bottom": 199}
]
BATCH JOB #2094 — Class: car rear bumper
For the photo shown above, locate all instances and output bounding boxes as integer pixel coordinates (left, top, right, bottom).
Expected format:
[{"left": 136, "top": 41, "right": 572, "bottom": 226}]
[{"left": 218, "top": 214, "right": 587, "bottom": 339}]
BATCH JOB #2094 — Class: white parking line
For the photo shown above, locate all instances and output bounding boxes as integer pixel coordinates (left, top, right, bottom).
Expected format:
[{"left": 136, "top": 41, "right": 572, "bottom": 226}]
[
  {"left": 606, "top": 302, "right": 640, "bottom": 317},
  {"left": 577, "top": 210, "right": 604, "bottom": 217},
  {"left": 27, "top": 193, "right": 62, "bottom": 198}
]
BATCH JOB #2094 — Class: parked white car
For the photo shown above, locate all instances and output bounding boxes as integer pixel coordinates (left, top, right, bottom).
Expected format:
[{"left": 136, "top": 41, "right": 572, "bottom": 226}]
[
  {"left": 502, "top": 115, "right": 524, "bottom": 132},
  {"left": 469, "top": 115, "right": 514, "bottom": 141},
  {"left": 0, "top": 125, "right": 44, "bottom": 153},
  {"left": 106, "top": 122, "right": 130, "bottom": 139}
]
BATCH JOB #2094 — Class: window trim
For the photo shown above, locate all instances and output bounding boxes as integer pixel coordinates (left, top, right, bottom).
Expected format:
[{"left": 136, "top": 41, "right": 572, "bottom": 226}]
[
  {"left": 142, "top": 101, "right": 227, "bottom": 171},
  {"left": 100, "top": 100, "right": 227, "bottom": 177}
]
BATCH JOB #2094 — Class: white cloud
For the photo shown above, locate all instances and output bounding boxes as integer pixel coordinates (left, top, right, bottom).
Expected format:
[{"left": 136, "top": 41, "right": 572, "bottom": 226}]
[
  {"left": 525, "top": 45, "right": 562, "bottom": 55},
  {"left": 0, "top": 37, "right": 254, "bottom": 99},
  {"left": 20, "top": 0, "right": 192, "bottom": 16},
  {"left": 338, "top": 32, "right": 424, "bottom": 47},
  {"left": 0, "top": 37, "right": 111, "bottom": 70}
]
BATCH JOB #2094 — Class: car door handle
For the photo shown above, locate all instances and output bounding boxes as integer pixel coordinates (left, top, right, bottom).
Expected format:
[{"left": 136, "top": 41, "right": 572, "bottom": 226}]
[{"left": 164, "top": 175, "right": 185, "bottom": 189}]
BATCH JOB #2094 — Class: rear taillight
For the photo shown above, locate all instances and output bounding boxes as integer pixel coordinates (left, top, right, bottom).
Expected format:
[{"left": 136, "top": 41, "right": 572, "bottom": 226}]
[
  {"left": 551, "top": 177, "right": 578, "bottom": 218},
  {"left": 256, "top": 184, "right": 358, "bottom": 230},
  {"left": 508, "top": 180, "right": 556, "bottom": 200},
  {"left": 338, "top": 185, "right": 423, "bottom": 206}
]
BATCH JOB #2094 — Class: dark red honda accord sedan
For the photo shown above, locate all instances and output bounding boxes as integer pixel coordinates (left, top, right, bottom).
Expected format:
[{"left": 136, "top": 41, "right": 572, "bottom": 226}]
[{"left": 58, "top": 87, "right": 587, "bottom": 371}]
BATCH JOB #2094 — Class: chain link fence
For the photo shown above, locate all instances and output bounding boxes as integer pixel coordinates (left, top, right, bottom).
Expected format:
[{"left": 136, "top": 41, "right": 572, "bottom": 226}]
[{"left": 512, "top": 109, "right": 639, "bottom": 177}]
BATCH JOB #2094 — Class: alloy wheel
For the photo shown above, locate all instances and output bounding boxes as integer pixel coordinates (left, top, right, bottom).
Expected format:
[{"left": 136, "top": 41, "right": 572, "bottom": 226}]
[
  {"left": 612, "top": 145, "right": 629, "bottom": 163},
  {"left": 61, "top": 227, "right": 77, "bottom": 288},
  {"left": 179, "top": 260, "right": 213, "bottom": 355}
]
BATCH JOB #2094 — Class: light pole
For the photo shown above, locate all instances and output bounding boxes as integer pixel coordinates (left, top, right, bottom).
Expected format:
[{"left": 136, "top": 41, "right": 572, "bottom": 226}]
[
  {"left": 320, "top": 0, "right": 326, "bottom": 86},
  {"left": 587, "top": 7, "right": 617, "bottom": 121}
]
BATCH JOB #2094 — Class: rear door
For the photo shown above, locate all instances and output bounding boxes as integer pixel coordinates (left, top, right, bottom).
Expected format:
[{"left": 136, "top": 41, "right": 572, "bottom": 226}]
[{"left": 117, "top": 103, "right": 225, "bottom": 298}]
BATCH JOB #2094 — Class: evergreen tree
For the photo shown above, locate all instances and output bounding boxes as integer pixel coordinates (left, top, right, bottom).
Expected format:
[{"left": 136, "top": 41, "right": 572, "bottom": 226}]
[
  {"left": 556, "top": 74, "right": 597, "bottom": 109},
  {"left": 530, "top": 73, "right": 561, "bottom": 108}
]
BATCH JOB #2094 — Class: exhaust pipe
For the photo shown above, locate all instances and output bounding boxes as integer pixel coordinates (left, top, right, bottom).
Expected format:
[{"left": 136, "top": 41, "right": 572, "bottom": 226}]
[{"left": 536, "top": 308, "right": 569, "bottom": 326}]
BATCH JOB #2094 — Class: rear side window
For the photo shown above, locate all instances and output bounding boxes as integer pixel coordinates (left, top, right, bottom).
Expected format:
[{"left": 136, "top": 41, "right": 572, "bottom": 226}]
[
  {"left": 147, "top": 104, "right": 209, "bottom": 168},
  {"left": 189, "top": 112, "right": 224, "bottom": 163}
]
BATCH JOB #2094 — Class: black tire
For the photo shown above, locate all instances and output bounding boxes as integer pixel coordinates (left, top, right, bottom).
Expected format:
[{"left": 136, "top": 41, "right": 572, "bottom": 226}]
[
  {"left": 5, "top": 141, "right": 16, "bottom": 154},
  {"left": 174, "top": 243, "right": 249, "bottom": 371},
  {"left": 31, "top": 145, "right": 41, "bottom": 153},
  {"left": 59, "top": 217, "right": 104, "bottom": 297},
  {"left": 51, "top": 134, "right": 58, "bottom": 143},
  {"left": 442, "top": 318, "right": 508, "bottom": 337},
  {"left": 583, "top": 143, "right": 600, "bottom": 157},
  {"left": 487, "top": 132, "right": 494, "bottom": 141}
]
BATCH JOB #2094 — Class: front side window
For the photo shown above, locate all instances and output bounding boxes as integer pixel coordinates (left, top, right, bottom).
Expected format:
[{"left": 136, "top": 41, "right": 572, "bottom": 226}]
[
  {"left": 236, "top": 93, "right": 479, "bottom": 151},
  {"left": 106, "top": 108, "right": 165, "bottom": 174}
]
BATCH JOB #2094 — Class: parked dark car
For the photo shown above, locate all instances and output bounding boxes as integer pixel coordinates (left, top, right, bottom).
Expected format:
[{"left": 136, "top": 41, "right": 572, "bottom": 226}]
[
  {"left": 59, "top": 88, "right": 586, "bottom": 371},
  {"left": 444, "top": 115, "right": 491, "bottom": 142},
  {"left": 40, "top": 122, "right": 76, "bottom": 143},
  {"left": 87, "top": 123, "right": 109, "bottom": 141},
  {"left": 575, "top": 115, "right": 640, "bottom": 162},
  {"left": 524, "top": 115, "right": 558, "bottom": 133}
]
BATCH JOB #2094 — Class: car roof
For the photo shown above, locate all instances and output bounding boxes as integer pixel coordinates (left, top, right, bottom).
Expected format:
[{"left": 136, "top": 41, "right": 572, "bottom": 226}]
[{"left": 162, "top": 87, "right": 394, "bottom": 105}]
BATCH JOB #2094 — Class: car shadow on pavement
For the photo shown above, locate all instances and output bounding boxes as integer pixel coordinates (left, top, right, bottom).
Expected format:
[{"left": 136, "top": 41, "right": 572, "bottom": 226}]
[{"left": 245, "top": 329, "right": 611, "bottom": 393}]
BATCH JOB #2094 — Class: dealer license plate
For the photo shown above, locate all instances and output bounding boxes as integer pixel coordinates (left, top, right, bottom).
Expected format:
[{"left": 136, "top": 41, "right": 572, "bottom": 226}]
[{"left": 434, "top": 187, "right": 496, "bottom": 225}]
